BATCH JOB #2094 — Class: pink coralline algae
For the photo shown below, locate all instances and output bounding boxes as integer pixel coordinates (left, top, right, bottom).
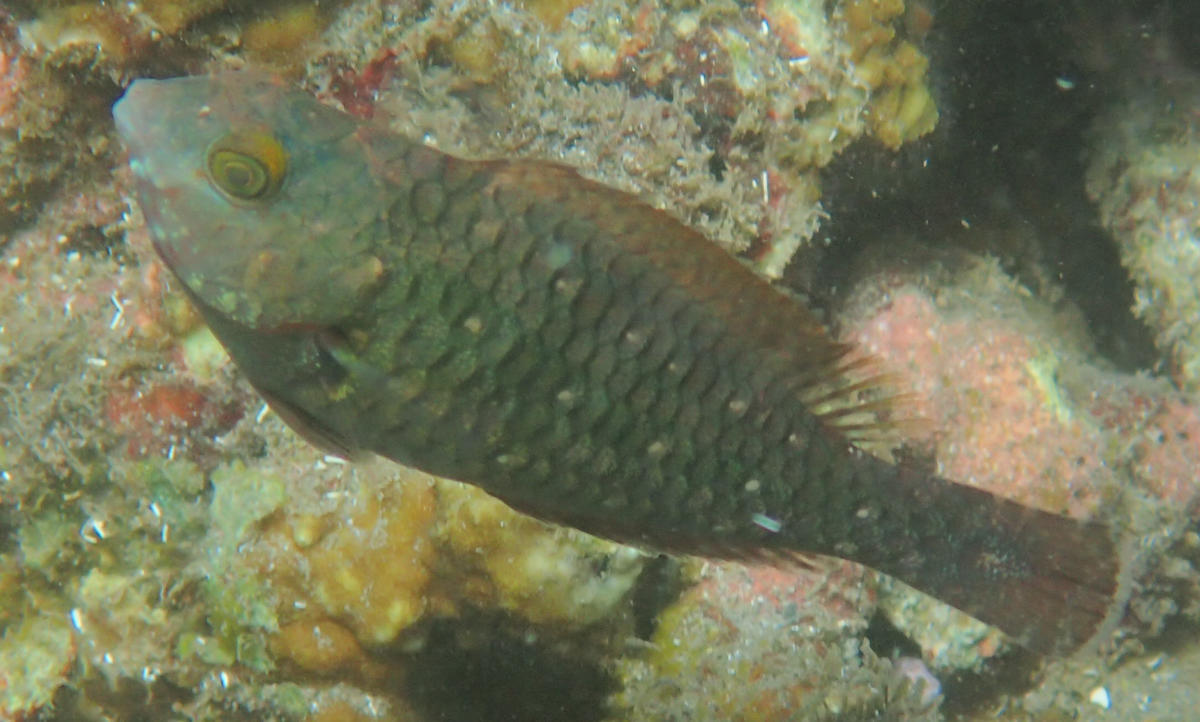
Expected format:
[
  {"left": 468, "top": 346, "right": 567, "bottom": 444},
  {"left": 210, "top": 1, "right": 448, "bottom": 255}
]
[
  {"left": 0, "top": 34, "right": 27, "bottom": 123},
  {"left": 830, "top": 251, "right": 1200, "bottom": 668},
  {"left": 845, "top": 263, "right": 1200, "bottom": 521},
  {"left": 616, "top": 560, "right": 895, "bottom": 720},
  {"left": 848, "top": 278, "right": 1113, "bottom": 518}
]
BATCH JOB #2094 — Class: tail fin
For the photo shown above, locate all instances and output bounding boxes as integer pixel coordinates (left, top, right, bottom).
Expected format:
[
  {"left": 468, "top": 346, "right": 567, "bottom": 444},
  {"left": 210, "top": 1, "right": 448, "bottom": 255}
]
[{"left": 870, "top": 473, "right": 1124, "bottom": 655}]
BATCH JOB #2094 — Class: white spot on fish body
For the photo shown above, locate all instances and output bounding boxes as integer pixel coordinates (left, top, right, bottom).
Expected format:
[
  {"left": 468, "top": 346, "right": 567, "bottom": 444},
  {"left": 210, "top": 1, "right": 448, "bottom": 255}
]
[
  {"left": 751, "top": 512, "right": 782, "bottom": 533},
  {"left": 554, "top": 277, "right": 583, "bottom": 296},
  {"left": 546, "top": 243, "right": 573, "bottom": 270}
]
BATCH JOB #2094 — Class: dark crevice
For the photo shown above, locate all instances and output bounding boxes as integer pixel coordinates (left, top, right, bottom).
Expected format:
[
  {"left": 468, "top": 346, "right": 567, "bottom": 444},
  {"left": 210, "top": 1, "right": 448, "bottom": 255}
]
[
  {"left": 404, "top": 618, "right": 614, "bottom": 722},
  {"left": 809, "top": 0, "right": 1167, "bottom": 372},
  {"left": 864, "top": 611, "right": 922, "bottom": 660}
]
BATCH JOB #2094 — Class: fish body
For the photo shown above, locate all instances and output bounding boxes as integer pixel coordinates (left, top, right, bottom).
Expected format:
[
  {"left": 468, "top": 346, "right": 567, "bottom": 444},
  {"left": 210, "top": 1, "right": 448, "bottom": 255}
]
[{"left": 114, "top": 73, "right": 1120, "bottom": 654}]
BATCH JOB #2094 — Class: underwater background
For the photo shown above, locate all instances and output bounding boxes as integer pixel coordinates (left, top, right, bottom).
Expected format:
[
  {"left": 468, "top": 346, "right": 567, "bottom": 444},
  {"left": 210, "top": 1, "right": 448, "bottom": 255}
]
[{"left": 1, "top": 1, "right": 1199, "bottom": 719}]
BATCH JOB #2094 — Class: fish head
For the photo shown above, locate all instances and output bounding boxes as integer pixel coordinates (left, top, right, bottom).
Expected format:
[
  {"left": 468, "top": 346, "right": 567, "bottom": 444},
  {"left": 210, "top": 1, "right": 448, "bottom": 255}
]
[{"left": 114, "top": 73, "right": 387, "bottom": 330}]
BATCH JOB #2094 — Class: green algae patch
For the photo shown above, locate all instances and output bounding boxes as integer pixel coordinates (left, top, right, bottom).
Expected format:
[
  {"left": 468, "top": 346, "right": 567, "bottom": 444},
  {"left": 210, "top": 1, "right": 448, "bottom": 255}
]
[
  {"left": 209, "top": 460, "right": 287, "bottom": 552},
  {"left": 190, "top": 572, "right": 279, "bottom": 672},
  {"left": 0, "top": 611, "right": 76, "bottom": 717},
  {"left": 138, "top": 457, "right": 210, "bottom": 537},
  {"left": 176, "top": 460, "right": 289, "bottom": 673},
  {"left": 1024, "top": 352, "right": 1074, "bottom": 427},
  {"left": 18, "top": 509, "right": 79, "bottom": 572},
  {"left": 178, "top": 326, "right": 231, "bottom": 385}
]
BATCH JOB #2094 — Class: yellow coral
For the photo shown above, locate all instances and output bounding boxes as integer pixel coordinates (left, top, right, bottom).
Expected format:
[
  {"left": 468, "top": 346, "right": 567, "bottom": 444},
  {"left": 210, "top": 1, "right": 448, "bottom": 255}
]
[
  {"left": 258, "top": 470, "right": 438, "bottom": 677},
  {"left": 515, "top": 0, "right": 595, "bottom": 29},
  {"left": 273, "top": 617, "right": 367, "bottom": 674},
  {"left": 298, "top": 479, "right": 437, "bottom": 645},
  {"left": 257, "top": 463, "right": 640, "bottom": 678},
  {"left": 840, "top": 0, "right": 938, "bottom": 148},
  {"left": 843, "top": 0, "right": 905, "bottom": 47},
  {"left": 243, "top": 4, "right": 328, "bottom": 66},
  {"left": 140, "top": 0, "right": 227, "bottom": 35},
  {"left": 436, "top": 483, "right": 644, "bottom": 627}
]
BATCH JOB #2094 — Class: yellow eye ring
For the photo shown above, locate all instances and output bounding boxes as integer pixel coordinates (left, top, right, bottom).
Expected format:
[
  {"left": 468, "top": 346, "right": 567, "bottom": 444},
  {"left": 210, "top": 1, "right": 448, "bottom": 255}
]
[{"left": 206, "top": 131, "right": 288, "bottom": 202}]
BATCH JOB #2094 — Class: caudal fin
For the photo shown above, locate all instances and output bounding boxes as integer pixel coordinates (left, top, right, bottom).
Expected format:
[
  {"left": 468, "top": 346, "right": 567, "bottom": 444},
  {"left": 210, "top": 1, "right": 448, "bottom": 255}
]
[{"left": 875, "top": 475, "right": 1124, "bottom": 656}]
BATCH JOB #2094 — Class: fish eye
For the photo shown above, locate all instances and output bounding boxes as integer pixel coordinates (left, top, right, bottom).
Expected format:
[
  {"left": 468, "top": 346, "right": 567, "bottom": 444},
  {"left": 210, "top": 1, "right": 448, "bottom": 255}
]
[{"left": 205, "top": 131, "right": 288, "bottom": 202}]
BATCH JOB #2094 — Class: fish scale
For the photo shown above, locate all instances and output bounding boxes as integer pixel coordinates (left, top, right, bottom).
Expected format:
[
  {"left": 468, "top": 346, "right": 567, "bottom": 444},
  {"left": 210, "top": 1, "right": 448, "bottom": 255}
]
[
  {"left": 374, "top": 160, "right": 821, "bottom": 538},
  {"left": 115, "top": 73, "right": 1123, "bottom": 655}
]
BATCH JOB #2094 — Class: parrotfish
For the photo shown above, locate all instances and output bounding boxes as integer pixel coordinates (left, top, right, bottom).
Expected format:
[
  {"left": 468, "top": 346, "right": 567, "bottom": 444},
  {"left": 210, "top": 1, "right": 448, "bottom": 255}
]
[{"left": 114, "top": 73, "right": 1123, "bottom": 654}]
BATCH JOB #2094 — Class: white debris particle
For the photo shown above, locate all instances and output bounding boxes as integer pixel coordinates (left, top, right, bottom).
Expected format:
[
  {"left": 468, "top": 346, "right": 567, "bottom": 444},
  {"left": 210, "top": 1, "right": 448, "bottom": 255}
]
[
  {"left": 79, "top": 518, "right": 108, "bottom": 543},
  {"left": 1088, "top": 686, "right": 1111, "bottom": 710},
  {"left": 109, "top": 293, "right": 125, "bottom": 329}
]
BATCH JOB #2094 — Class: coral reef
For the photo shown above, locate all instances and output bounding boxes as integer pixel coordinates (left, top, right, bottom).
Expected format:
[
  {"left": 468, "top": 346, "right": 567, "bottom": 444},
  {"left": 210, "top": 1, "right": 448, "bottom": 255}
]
[
  {"left": 4, "top": 0, "right": 1199, "bottom": 720},
  {"left": 0, "top": 20, "right": 110, "bottom": 235},
  {"left": 837, "top": 242, "right": 1200, "bottom": 711},
  {"left": 0, "top": 0, "right": 944, "bottom": 713},
  {"left": 1085, "top": 76, "right": 1200, "bottom": 393},
  {"left": 0, "top": 167, "right": 643, "bottom": 715},
  {"left": 614, "top": 561, "right": 941, "bottom": 720},
  {"left": 839, "top": 0, "right": 938, "bottom": 150},
  {"left": 0, "top": 0, "right": 346, "bottom": 237},
  {"left": 15, "top": 0, "right": 337, "bottom": 71},
  {"left": 846, "top": 257, "right": 1117, "bottom": 519},
  {"left": 314, "top": 0, "right": 938, "bottom": 279}
]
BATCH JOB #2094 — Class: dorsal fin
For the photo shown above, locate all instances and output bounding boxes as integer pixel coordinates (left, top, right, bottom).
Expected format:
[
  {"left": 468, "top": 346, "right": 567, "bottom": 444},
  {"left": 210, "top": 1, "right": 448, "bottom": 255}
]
[{"left": 488, "top": 161, "right": 921, "bottom": 452}]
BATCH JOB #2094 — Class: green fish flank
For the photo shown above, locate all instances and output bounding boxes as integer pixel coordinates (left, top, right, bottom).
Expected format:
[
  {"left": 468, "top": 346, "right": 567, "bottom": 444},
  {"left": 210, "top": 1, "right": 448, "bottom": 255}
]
[{"left": 114, "top": 73, "right": 1122, "bottom": 655}]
